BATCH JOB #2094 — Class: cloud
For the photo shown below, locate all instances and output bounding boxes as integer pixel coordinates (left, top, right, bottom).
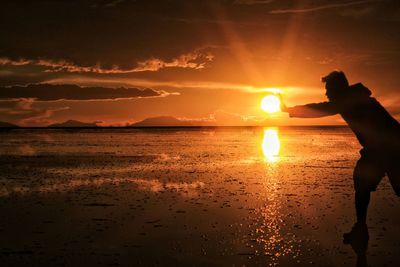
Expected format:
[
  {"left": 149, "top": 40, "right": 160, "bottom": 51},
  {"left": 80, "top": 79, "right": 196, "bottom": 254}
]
[
  {"left": 0, "top": 98, "right": 68, "bottom": 126},
  {"left": 104, "top": 0, "right": 126, "bottom": 8},
  {"left": 208, "top": 110, "right": 268, "bottom": 126},
  {"left": 0, "top": 58, "right": 31, "bottom": 66},
  {"left": 0, "top": 50, "right": 213, "bottom": 74},
  {"left": 339, "top": 6, "right": 375, "bottom": 17},
  {"left": 131, "top": 110, "right": 273, "bottom": 127},
  {"left": 186, "top": 109, "right": 286, "bottom": 126},
  {"left": 234, "top": 0, "right": 275, "bottom": 5},
  {"left": 0, "top": 83, "right": 176, "bottom": 101},
  {"left": 0, "top": 1, "right": 217, "bottom": 71},
  {"left": 270, "top": 0, "right": 381, "bottom": 14},
  {"left": 0, "top": 0, "right": 399, "bottom": 128}
]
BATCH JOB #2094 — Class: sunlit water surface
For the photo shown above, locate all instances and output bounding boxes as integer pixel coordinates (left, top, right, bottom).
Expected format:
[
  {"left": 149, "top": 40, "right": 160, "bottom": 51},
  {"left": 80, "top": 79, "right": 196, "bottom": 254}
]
[{"left": 0, "top": 127, "right": 399, "bottom": 267}]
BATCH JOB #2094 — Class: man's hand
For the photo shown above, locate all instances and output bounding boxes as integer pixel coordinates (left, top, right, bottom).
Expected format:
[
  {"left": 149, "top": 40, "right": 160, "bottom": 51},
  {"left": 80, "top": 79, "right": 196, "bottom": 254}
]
[{"left": 279, "top": 94, "right": 289, "bottom": 112}]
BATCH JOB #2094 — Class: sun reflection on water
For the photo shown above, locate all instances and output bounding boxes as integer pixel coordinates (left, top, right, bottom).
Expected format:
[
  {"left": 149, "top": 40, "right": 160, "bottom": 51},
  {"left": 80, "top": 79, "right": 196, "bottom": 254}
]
[
  {"left": 256, "top": 127, "right": 300, "bottom": 266},
  {"left": 262, "top": 128, "right": 280, "bottom": 162}
]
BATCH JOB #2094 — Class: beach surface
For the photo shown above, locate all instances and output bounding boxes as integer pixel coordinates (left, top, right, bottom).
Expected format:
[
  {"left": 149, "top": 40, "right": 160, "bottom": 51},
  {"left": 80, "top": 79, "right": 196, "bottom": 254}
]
[{"left": 0, "top": 127, "right": 399, "bottom": 266}]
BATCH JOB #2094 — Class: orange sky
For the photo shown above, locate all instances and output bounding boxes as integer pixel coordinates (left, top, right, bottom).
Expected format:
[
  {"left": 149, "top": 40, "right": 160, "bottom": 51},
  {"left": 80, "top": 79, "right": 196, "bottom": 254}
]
[{"left": 0, "top": 0, "right": 399, "bottom": 126}]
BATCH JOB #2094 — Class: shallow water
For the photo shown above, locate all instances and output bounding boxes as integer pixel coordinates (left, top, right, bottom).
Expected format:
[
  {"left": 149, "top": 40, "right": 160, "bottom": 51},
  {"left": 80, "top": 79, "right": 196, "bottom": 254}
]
[{"left": 0, "top": 127, "right": 399, "bottom": 266}]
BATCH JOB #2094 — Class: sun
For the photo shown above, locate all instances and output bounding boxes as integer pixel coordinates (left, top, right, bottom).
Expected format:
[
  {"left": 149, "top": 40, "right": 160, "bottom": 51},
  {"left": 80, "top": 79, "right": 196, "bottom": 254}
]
[{"left": 261, "top": 95, "right": 281, "bottom": 113}]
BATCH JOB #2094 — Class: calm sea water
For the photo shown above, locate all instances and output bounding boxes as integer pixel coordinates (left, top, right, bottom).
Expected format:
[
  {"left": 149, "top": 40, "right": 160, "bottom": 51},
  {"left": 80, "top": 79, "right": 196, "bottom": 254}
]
[{"left": 0, "top": 127, "right": 399, "bottom": 267}]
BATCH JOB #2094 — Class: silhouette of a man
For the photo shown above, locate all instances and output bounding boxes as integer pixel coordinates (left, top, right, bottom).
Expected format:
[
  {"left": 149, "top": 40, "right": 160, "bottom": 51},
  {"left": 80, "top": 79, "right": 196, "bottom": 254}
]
[{"left": 282, "top": 71, "right": 400, "bottom": 242}]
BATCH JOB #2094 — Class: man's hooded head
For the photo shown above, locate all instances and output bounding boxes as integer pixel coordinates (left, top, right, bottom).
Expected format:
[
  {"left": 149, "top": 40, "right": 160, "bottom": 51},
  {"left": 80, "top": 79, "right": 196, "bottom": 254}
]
[{"left": 322, "top": 71, "right": 349, "bottom": 101}]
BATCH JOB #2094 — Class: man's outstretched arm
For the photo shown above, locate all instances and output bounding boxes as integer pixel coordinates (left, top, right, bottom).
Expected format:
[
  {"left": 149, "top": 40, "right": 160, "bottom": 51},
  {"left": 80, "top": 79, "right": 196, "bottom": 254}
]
[{"left": 283, "top": 102, "right": 337, "bottom": 118}]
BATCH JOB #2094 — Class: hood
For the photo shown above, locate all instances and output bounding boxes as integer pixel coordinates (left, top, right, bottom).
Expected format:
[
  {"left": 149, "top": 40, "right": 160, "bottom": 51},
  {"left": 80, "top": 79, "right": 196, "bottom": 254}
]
[{"left": 348, "top": 83, "right": 372, "bottom": 98}]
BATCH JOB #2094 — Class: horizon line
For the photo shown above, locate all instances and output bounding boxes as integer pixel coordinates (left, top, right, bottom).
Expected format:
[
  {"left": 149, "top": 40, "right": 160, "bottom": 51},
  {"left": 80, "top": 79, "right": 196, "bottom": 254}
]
[{"left": 0, "top": 125, "right": 350, "bottom": 129}]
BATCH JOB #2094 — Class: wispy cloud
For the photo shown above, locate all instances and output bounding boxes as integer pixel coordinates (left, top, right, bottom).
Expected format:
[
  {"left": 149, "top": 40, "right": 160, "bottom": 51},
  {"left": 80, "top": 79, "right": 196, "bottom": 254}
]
[
  {"left": 0, "top": 84, "right": 175, "bottom": 101},
  {"left": 270, "top": 0, "right": 381, "bottom": 14},
  {"left": 104, "top": 0, "right": 125, "bottom": 8},
  {"left": 234, "top": 0, "right": 275, "bottom": 5},
  {"left": 0, "top": 98, "right": 69, "bottom": 126},
  {"left": 0, "top": 50, "right": 214, "bottom": 74}
]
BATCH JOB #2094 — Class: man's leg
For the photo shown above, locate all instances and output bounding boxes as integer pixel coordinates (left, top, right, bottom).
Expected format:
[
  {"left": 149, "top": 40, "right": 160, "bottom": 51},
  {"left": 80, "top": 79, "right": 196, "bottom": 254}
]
[
  {"left": 344, "top": 151, "right": 384, "bottom": 250},
  {"left": 353, "top": 150, "right": 384, "bottom": 223},
  {"left": 355, "top": 189, "right": 370, "bottom": 223}
]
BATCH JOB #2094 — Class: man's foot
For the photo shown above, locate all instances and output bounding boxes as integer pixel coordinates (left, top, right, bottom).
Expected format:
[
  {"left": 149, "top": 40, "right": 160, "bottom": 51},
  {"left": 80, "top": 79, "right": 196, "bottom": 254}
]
[{"left": 343, "top": 222, "right": 369, "bottom": 255}]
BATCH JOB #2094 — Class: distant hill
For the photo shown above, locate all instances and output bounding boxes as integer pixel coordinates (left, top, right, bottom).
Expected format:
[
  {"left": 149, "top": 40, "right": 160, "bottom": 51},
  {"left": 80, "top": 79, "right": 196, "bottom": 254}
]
[
  {"left": 0, "top": 121, "right": 18, "bottom": 128},
  {"left": 48, "top": 120, "right": 98, "bottom": 128},
  {"left": 130, "top": 116, "right": 194, "bottom": 127}
]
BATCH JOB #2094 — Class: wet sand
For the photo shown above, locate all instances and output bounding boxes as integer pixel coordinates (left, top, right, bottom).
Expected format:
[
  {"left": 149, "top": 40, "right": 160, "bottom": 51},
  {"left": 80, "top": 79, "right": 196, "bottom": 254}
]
[{"left": 0, "top": 127, "right": 399, "bottom": 266}]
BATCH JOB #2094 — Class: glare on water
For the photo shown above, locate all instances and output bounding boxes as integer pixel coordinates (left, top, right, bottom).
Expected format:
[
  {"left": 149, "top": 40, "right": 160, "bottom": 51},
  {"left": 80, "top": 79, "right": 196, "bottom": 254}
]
[{"left": 262, "top": 128, "right": 280, "bottom": 162}]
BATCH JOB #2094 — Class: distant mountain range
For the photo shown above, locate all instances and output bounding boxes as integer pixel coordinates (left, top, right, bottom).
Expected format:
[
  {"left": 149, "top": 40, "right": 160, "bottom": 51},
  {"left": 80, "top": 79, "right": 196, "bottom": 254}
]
[
  {"left": 129, "top": 116, "right": 195, "bottom": 127},
  {"left": 1, "top": 116, "right": 271, "bottom": 128},
  {"left": 1, "top": 117, "right": 199, "bottom": 128},
  {"left": 0, "top": 121, "right": 19, "bottom": 128},
  {"left": 48, "top": 120, "right": 99, "bottom": 128}
]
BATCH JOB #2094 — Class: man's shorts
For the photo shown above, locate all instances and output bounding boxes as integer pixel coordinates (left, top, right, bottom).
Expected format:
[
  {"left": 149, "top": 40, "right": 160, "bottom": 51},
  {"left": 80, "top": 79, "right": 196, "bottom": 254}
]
[{"left": 353, "top": 148, "right": 400, "bottom": 196}]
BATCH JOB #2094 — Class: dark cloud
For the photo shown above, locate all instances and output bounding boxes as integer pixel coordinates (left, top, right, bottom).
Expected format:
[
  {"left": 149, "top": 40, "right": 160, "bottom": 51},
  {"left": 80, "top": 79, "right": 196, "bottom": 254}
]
[
  {"left": 269, "top": 0, "right": 380, "bottom": 14},
  {"left": 0, "top": 50, "right": 214, "bottom": 74},
  {"left": 0, "top": 98, "right": 68, "bottom": 125},
  {"left": 0, "top": 0, "right": 398, "bottom": 78},
  {"left": 0, "top": 84, "right": 172, "bottom": 101},
  {"left": 102, "top": 0, "right": 127, "bottom": 8},
  {"left": 0, "top": 0, "right": 216, "bottom": 72},
  {"left": 233, "top": 0, "right": 275, "bottom": 5}
]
